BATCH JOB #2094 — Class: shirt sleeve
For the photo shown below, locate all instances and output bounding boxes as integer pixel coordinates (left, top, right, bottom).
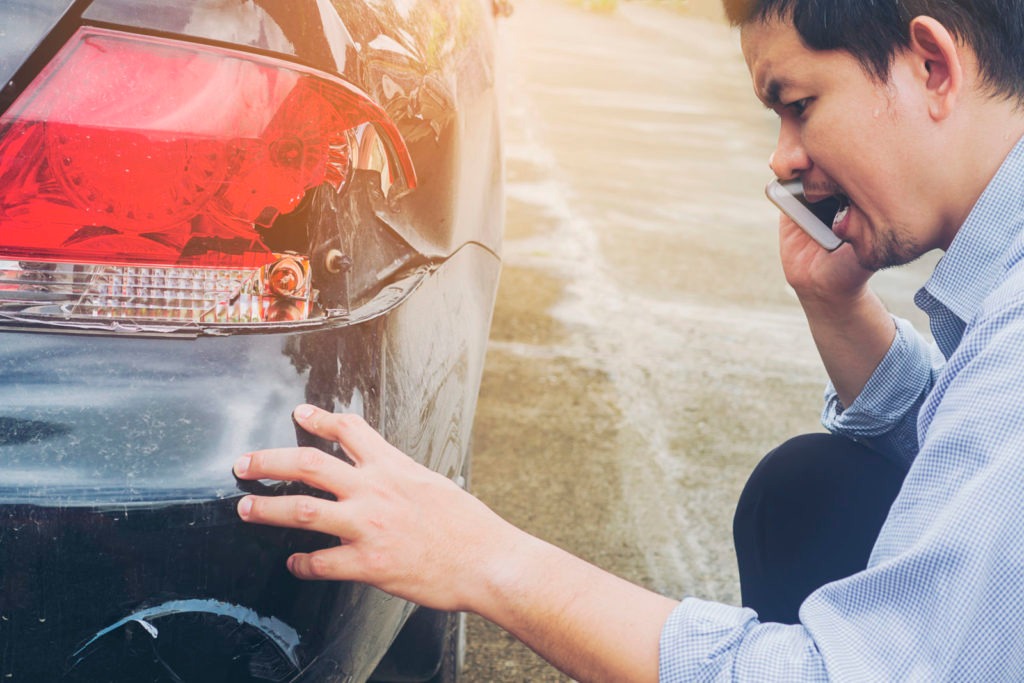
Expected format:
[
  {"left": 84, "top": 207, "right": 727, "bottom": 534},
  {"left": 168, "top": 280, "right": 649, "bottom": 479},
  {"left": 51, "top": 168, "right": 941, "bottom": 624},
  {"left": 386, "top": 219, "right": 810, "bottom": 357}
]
[
  {"left": 820, "top": 315, "right": 942, "bottom": 467},
  {"left": 659, "top": 599, "right": 828, "bottom": 682},
  {"left": 660, "top": 289, "right": 1024, "bottom": 682}
]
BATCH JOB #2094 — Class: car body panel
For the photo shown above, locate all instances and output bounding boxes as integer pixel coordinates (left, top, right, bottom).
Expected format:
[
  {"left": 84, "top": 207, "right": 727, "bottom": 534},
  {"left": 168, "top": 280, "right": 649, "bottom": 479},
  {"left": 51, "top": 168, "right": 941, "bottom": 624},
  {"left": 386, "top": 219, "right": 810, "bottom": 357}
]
[{"left": 0, "top": 0, "right": 77, "bottom": 91}]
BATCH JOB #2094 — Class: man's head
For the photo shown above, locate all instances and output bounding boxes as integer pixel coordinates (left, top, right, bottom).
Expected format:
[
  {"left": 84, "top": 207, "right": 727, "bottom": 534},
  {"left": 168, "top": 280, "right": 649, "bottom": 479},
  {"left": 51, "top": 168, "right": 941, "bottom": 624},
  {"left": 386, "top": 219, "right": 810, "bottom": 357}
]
[
  {"left": 725, "top": 0, "right": 1024, "bottom": 107},
  {"left": 733, "top": 0, "right": 1024, "bottom": 270}
]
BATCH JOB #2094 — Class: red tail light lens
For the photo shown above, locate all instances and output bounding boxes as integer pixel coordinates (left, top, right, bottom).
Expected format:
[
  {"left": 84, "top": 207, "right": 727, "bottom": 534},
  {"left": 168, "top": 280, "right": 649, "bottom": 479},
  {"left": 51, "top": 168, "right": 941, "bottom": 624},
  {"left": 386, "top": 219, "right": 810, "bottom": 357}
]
[
  {"left": 0, "top": 27, "right": 414, "bottom": 268},
  {"left": 0, "top": 28, "right": 416, "bottom": 326}
]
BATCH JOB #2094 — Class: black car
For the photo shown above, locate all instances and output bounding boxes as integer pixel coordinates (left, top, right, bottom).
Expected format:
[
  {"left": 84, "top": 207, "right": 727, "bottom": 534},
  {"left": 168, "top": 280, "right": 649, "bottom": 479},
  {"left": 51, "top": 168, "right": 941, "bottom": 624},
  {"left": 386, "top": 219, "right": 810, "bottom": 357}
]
[{"left": 0, "top": 0, "right": 504, "bottom": 680}]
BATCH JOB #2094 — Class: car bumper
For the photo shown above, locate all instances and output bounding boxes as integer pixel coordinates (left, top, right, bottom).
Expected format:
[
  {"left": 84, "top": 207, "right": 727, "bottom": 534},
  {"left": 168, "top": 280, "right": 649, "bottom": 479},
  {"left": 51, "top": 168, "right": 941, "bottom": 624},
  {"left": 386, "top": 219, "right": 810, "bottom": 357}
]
[{"left": 0, "top": 243, "right": 500, "bottom": 681}]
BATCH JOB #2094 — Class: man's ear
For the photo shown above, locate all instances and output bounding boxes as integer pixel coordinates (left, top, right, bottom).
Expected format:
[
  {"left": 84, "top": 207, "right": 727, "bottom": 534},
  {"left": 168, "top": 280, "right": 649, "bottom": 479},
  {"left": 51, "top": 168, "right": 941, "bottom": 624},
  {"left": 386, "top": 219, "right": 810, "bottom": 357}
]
[{"left": 907, "top": 16, "right": 964, "bottom": 121}]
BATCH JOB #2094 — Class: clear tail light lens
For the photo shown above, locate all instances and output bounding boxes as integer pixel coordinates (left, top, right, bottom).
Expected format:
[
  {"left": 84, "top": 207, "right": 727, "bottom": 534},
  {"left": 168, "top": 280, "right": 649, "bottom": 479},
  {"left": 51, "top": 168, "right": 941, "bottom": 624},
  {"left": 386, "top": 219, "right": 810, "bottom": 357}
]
[
  {"left": 0, "top": 27, "right": 416, "bottom": 326},
  {"left": 0, "top": 255, "right": 313, "bottom": 323}
]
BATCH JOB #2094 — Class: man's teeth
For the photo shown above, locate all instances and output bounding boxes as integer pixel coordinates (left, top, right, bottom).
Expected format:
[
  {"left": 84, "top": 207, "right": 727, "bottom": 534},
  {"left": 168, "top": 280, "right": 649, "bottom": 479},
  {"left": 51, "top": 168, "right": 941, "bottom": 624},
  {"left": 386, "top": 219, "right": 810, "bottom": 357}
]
[{"left": 832, "top": 202, "right": 849, "bottom": 229}]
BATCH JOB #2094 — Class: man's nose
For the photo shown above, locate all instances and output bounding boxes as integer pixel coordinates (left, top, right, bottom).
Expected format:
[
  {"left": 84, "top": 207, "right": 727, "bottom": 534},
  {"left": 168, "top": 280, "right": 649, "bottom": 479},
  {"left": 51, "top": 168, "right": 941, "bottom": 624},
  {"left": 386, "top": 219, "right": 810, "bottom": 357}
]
[{"left": 769, "top": 121, "right": 810, "bottom": 179}]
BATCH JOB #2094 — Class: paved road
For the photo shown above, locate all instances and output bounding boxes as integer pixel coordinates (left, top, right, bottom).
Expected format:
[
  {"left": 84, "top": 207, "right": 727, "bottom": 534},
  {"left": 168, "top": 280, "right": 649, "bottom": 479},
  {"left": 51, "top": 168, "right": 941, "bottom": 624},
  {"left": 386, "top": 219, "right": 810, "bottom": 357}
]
[{"left": 464, "top": 1, "right": 934, "bottom": 679}]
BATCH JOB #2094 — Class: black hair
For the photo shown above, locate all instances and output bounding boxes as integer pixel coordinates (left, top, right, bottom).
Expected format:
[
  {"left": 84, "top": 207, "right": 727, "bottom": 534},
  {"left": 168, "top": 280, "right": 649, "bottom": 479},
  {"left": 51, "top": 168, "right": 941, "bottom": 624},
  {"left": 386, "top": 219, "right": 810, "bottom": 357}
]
[{"left": 723, "top": 0, "right": 1024, "bottom": 104}]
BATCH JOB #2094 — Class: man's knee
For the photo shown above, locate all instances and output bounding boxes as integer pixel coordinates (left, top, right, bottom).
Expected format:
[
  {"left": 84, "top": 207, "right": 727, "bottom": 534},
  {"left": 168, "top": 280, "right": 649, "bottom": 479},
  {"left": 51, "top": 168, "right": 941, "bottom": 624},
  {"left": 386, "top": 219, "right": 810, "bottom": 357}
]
[
  {"left": 734, "top": 433, "right": 835, "bottom": 531},
  {"left": 733, "top": 433, "right": 904, "bottom": 623}
]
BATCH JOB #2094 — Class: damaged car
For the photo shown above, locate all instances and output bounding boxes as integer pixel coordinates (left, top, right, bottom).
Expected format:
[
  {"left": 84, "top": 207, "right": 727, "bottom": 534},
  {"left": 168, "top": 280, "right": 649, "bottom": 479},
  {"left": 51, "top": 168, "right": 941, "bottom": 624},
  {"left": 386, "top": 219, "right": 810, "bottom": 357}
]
[{"left": 0, "top": 0, "right": 504, "bottom": 680}]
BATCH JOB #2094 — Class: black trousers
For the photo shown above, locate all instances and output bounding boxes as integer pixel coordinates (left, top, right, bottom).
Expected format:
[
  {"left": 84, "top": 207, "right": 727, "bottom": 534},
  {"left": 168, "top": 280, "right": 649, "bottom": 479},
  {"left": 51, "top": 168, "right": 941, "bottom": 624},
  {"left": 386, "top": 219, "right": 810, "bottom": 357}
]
[{"left": 732, "top": 433, "right": 908, "bottom": 624}]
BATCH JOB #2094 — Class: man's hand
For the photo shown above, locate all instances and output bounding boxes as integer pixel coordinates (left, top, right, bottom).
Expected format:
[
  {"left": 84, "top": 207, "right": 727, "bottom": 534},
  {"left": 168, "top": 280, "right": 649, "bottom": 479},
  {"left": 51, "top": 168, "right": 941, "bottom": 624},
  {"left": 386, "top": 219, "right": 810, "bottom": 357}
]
[
  {"left": 234, "top": 405, "right": 678, "bottom": 682},
  {"left": 775, "top": 214, "right": 896, "bottom": 407},
  {"left": 233, "top": 405, "right": 518, "bottom": 613},
  {"left": 778, "top": 214, "right": 872, "bottom": 304}
]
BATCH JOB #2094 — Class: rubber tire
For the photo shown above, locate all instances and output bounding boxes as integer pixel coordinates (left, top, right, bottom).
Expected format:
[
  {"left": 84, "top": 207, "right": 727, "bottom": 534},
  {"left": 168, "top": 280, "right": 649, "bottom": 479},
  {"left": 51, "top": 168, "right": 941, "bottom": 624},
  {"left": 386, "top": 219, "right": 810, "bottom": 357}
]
[{"left": 427, "top": 611, "right": 464, "bottom": 683}]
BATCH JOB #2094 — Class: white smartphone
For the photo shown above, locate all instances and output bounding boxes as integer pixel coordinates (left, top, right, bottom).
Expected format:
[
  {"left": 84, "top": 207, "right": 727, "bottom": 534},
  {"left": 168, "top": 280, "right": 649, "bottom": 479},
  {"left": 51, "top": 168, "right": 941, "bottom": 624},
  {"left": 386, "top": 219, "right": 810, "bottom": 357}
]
[{"left": 765, "top": 178, "right": 844, "bottom": 251}]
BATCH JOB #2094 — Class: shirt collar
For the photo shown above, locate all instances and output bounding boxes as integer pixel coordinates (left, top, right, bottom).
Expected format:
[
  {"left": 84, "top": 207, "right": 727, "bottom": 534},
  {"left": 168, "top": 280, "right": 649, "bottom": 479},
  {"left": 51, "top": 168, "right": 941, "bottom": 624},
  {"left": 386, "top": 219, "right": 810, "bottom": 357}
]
[{"left": 921, "top": 135, "right": 1024, "bottom": 324}]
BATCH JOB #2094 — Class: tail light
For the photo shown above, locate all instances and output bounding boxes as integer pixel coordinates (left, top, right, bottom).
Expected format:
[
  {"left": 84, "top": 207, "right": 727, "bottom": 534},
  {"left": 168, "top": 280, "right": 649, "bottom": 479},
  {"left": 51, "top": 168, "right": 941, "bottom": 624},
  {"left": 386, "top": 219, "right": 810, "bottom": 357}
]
[{"left": 0, "top": 27, "right": 415, "bottom": 327}]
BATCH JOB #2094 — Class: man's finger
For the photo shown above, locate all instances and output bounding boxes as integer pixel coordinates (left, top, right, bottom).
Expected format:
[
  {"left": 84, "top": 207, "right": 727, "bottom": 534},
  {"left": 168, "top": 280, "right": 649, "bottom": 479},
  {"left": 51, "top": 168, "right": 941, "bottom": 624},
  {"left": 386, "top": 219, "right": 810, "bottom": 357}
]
[
  {"left": 292, "top": 405, "right": 398, "bottom": 466},
  {"left": 234, "top": 445, "right": 355, "bottom": 497},
  {"left": 286, "top": 545, "right": 363, "bottom": 582},
  {"left": 236, "top": 493, "right": 357, "bottom": 540}
]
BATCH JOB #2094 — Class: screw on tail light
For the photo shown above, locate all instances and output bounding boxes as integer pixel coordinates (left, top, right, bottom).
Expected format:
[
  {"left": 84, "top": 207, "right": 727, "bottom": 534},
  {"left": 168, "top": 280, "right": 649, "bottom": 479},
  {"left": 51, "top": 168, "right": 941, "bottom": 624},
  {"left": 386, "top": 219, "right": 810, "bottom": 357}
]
[{"left": 0, "top": 27, "right": 415, "bottom": 326}]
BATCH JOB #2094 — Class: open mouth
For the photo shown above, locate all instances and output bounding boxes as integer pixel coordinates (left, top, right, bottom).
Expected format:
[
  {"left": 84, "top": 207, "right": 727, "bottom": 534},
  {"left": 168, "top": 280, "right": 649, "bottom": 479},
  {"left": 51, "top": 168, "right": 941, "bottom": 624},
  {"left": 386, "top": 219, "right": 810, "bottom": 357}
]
[{"left": 805, "top": 192, "right": 848, "bottom": 229}]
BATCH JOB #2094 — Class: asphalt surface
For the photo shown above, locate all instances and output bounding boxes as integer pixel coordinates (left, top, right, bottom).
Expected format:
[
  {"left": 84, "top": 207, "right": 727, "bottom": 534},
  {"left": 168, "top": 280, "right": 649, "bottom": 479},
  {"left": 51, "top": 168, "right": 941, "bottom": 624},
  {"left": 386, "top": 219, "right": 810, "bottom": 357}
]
[{"left": 463, "top": 1, "right": 934, "bottom": 679}]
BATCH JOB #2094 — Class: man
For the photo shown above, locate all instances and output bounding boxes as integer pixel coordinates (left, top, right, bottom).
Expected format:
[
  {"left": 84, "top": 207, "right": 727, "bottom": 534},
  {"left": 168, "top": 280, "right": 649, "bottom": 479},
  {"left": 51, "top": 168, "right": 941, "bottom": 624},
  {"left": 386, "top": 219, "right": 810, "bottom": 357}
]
[{"left": 234, "top": 0, "right": 1024, "bottom": 679}]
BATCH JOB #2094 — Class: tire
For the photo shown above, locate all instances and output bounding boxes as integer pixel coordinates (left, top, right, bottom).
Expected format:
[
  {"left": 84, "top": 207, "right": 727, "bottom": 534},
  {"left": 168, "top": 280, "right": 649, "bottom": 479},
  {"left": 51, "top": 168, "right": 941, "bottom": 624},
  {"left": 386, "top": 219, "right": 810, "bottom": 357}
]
[{"left": 427, "top": 611, "right": 465, "bottom": 683}]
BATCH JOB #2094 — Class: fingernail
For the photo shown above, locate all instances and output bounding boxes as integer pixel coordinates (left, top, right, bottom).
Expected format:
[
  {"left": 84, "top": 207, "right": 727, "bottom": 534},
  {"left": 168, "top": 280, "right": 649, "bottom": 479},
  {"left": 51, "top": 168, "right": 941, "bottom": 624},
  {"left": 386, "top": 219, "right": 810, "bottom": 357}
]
[
  {"left": 237, "top": 496, "right": 253, "bottom": 519},
  {"left": 295, "top": 404, "right": 315, "bottom": 420},
  {"left": 233, "top": 455, "right": 250, "bottom": 476}
]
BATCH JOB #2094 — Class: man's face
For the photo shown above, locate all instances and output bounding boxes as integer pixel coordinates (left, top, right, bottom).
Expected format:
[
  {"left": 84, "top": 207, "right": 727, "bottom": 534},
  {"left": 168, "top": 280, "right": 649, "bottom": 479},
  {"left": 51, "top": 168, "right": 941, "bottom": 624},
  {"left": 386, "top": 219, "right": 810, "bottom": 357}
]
[{"left": 742, "top": 18, "right": 948, "bottom": 270}]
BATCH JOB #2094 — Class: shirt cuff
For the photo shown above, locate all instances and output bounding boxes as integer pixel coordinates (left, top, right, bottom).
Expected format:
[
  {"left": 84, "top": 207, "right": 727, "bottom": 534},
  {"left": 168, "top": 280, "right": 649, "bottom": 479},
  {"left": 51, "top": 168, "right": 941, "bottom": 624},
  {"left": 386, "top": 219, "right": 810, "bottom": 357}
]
[
  {"left": 659, "top": 598, "right": 758, "bottom": 682},
  {"left": 821, "top": 316, "right": 934, "bottom": 438}
]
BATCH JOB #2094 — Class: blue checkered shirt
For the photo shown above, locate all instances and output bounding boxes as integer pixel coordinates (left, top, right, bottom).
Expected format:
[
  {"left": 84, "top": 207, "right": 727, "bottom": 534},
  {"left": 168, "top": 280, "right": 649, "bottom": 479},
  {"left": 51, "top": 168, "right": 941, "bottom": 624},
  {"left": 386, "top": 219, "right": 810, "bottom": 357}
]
[{"left": 660, "top": 136, "right": 1024, "bottom": 681}]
